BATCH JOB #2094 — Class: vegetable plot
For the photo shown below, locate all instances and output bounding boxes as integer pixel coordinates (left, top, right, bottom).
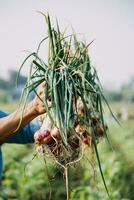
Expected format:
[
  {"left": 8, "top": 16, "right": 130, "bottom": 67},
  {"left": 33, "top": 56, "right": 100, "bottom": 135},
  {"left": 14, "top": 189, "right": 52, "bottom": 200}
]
[{"left": 19, "top": 13, "right": 113, "bottom": 199}]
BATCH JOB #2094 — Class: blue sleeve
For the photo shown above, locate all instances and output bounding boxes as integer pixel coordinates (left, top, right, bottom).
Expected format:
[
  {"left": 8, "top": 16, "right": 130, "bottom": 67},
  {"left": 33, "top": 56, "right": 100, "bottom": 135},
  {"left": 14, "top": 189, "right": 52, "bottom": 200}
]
[
  {"left": 0, "top": 147, "right": 2, "bottom": 180},
  {"left": 0, "top": 110, "right": 40, "bottom": 144}
]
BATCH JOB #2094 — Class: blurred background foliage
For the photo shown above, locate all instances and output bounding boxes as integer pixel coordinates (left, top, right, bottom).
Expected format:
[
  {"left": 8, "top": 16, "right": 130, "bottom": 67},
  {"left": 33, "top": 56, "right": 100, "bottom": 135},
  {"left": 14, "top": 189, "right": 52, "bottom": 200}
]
[{"left": 0, "top": 71, "right": 134, "bottom": 200}]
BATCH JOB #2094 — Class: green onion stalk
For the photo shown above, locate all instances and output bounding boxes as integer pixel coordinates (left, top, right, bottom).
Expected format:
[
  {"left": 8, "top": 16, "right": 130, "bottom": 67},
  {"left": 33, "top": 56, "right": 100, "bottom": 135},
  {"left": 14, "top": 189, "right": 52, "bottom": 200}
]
[{"left": 19, "top": 13, "right": 115, "bottom": 199}]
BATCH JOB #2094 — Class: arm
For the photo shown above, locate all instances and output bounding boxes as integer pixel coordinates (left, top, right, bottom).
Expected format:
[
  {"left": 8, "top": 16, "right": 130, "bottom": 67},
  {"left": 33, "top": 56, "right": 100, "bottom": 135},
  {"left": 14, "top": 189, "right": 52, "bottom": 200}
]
[
  {"left": 0, "top": 103, "right": 38, "bottom": 144},
  {"left": 0, "top": 83, "right": 47, "bottom": 144},
  {"left": 6, "top": 122, "right": 40, "bottom": 144}
]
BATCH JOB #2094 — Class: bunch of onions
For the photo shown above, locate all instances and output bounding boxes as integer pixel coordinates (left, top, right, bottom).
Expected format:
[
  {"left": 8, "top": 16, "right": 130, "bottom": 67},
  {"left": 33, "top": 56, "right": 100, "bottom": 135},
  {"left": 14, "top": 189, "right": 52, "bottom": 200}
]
[{"left": 20, "top": 13, "right": 114, "bottom": 199}]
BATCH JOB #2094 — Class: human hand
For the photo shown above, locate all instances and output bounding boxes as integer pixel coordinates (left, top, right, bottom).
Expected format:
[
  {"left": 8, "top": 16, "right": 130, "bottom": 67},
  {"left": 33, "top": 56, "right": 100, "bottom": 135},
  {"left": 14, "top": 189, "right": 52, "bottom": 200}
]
[{"left": 31, "top": 82, "right": 51, "bottom": 116}]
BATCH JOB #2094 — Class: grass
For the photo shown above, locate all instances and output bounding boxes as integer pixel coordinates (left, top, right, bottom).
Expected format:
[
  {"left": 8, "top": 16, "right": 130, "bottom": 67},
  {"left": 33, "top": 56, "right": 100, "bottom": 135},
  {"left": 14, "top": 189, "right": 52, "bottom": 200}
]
[{"left": 109, "top": 118, "right": 134, "bottom": 164}]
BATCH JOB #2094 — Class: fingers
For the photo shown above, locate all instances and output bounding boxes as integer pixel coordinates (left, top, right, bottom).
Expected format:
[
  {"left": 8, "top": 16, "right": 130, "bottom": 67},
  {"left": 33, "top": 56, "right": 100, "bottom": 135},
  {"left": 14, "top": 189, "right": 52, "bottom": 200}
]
[
  {"left": 37, "top": 81, "right": 46, "bottom": 96},
  {"left": 37, "top": 82, "right": 51, "bottom": 107},
  {"left": 32, "top": 81, "right": 52, "bottom": 115}
]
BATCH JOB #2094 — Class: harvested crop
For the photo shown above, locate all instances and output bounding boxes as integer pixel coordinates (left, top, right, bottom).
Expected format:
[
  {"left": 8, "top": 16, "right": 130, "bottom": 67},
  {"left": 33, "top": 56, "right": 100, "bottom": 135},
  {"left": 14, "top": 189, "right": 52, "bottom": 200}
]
[{"left": 19, "top": 13, "right": 115, "bottom": 199}]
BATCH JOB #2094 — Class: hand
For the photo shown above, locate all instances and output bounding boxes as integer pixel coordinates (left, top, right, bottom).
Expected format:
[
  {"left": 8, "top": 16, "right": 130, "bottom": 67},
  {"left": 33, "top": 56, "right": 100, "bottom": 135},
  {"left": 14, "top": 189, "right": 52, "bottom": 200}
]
[
  {"left": 0, "top": 82, "right": 51, "bottom": 144},
  {"left": 31, "top": 82, "right": 51, "bottom": 115}
]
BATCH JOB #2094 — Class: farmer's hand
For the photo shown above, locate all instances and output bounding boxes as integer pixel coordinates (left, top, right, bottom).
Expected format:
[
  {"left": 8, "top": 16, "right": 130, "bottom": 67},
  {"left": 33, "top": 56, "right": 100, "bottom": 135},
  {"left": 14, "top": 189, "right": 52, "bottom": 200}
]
[
  {"left": 31, "top": 82, "right": 51, "bottom": 115},
  {"left": 0, "top": 82, "right": 50, "bottom": 144}
]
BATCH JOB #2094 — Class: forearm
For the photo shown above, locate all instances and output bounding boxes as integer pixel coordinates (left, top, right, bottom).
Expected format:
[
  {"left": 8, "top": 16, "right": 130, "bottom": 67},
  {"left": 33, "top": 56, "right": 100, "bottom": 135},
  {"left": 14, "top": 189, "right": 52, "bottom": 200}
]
[{"left": 0, "top": 102, "right": 39, "bottom": 144}]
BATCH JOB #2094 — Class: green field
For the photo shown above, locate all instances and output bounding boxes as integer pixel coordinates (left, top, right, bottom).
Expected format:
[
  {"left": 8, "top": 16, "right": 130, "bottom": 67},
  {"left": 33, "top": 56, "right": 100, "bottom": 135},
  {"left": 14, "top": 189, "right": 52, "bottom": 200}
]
[{"left": 0, "top": 102, "right": 134, "bottom": 200}]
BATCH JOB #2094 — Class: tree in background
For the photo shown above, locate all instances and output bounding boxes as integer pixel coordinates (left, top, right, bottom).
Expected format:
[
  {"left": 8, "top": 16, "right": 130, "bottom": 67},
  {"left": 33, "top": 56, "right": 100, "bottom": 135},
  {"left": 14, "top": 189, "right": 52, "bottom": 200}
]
[{"left": 0, "top": 70, "right": 27, "bottom": 102}]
